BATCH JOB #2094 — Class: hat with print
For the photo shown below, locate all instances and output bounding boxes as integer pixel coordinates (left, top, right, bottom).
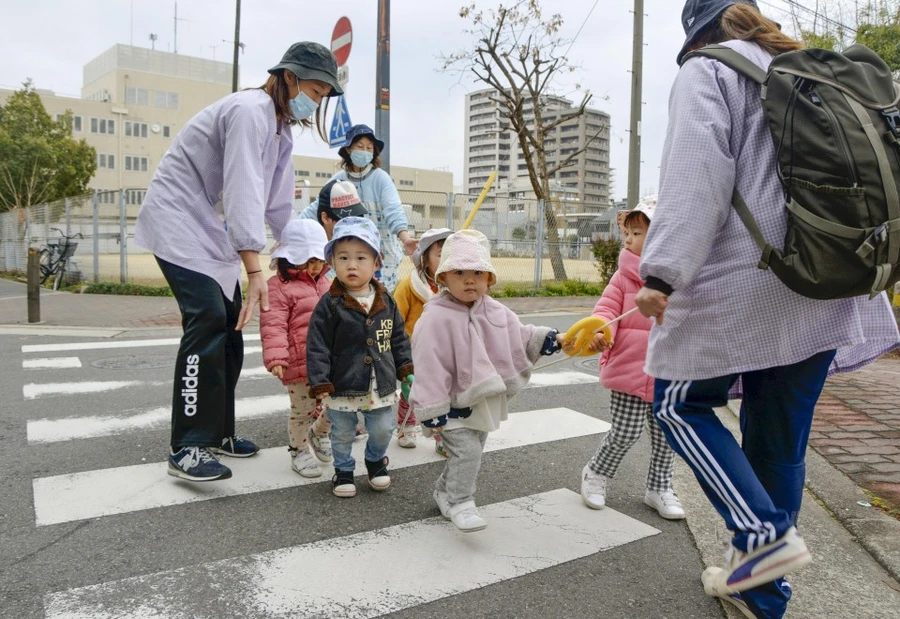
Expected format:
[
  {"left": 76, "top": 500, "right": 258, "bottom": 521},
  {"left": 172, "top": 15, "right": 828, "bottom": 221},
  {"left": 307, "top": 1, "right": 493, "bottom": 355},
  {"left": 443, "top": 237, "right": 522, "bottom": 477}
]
[
  {"left": 677, "top": 0, "right": 758, "bottom": 65},
  {"left": 271, "top": 218, "right": 328, "bottom": 266},
  {"left": 317, "top": 179, "right": 369, "bottom": 221},
  {"left": 632, "top": 194, "right": 658, "bottom": 221},
  {"left": 435, "top": 229, "right": 498, "bottom": 287},
  {"left": 325, "top": 216, "right": 382, "bottom": 261},
  {"left": 412, "top": 228, "right": 453, "bottom": 270},
  {"left": 269, "top": 41, "right": 344, "bottom": 97}
]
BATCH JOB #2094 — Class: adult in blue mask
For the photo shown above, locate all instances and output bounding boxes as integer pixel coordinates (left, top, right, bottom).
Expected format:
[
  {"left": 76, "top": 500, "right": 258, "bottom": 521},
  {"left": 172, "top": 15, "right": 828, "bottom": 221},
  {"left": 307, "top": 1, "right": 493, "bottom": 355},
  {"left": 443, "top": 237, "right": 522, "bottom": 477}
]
[
  {"left": 135, "top": 41, "right": 343, "bottom": 483},
  {"left": 301, "top": 124, "right": 417, "bottom": 292}
]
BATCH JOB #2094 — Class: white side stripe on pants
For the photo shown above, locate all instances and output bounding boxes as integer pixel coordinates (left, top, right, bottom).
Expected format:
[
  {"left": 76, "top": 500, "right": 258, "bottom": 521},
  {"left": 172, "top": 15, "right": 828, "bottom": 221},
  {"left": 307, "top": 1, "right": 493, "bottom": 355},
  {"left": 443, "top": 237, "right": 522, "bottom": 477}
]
[{"left": 656, "top": 381, "right": 776, "bottom": 551}]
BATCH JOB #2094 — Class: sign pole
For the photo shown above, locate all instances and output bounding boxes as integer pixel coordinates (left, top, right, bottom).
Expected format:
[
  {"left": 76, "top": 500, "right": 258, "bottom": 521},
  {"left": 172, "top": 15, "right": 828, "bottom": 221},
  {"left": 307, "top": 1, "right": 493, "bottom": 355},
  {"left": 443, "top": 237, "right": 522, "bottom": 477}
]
[{"left": 375, "top": 0, "right": 390, "bottom": 173}]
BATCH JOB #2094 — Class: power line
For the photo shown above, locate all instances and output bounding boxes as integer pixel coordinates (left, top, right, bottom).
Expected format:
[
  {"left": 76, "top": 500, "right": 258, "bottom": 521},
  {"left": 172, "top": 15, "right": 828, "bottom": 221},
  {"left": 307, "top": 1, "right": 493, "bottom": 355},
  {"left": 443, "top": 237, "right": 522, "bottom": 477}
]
[
  {"left": 564, "top": 0, "right": 601, "bottom": 59},
  {"left": 758, "top": 0, "right": 857, "bottom": 34}
]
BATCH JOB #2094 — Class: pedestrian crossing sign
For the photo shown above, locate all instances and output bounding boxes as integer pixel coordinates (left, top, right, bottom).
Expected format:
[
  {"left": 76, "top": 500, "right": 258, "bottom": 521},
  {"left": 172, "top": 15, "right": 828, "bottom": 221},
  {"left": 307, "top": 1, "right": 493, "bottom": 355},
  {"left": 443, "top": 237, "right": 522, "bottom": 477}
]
[{"left": 329, "top": 95, "right": 353, "bottom": 148}]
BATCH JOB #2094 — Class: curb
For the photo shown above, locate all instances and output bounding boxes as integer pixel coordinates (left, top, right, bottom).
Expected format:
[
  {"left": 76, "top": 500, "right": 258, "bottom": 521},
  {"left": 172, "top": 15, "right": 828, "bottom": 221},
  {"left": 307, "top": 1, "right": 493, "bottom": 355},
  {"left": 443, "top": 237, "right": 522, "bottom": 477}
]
[{"left": 726, "top": 400, "right": 900, "bottom": 584}]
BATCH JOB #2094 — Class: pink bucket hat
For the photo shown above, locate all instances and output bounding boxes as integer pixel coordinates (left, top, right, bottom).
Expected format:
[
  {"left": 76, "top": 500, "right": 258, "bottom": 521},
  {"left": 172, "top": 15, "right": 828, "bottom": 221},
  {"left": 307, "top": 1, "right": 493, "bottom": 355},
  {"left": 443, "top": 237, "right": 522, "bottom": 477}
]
[{"left": 435, "top": 229, "right": 498, "bottom": 286}]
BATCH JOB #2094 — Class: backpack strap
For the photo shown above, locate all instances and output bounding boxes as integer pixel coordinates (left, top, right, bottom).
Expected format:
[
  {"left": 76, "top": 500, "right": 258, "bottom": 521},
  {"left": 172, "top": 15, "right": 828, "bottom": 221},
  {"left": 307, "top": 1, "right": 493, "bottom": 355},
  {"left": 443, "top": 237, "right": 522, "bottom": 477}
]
[
  {"left": 731, "top": 190, "right": 777, "bottom": 270},
  {"left": 681, "top": 44, "right": 767, "bottom": 85}
]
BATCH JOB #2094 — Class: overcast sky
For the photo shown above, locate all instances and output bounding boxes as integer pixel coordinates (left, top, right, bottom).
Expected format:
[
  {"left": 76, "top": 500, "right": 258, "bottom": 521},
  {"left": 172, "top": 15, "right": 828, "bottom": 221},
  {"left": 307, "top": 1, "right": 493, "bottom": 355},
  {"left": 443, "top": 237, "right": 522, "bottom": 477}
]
[{"left": 0, "top": 0, "right": 828, "bottom": 199}]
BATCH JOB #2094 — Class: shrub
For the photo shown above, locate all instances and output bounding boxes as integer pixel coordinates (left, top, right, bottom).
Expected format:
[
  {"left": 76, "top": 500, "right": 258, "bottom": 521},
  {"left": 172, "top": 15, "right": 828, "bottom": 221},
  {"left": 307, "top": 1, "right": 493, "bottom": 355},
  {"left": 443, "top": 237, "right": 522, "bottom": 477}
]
[
  {"left": 82, "top": 282, "right": 173, "bottom": 296},
  {"left": 591, "top": 235, "right": 621, "bottom": 287}
]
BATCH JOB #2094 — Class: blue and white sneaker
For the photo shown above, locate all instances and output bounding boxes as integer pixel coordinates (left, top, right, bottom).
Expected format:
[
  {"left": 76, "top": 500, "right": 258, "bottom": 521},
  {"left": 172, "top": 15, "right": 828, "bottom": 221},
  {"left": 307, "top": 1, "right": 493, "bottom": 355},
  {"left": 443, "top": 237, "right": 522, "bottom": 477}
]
[
  {"left": 700, "top": 579, "right": 756, "bottom": 619},
  {"left": 168, "top": 446, "right": 232, "bottom": 482},
  {"left": 701, "top": 526, "right": 811, "bottom": 596},
  {"left": 215, "top": 435, "right": 258, "bottom": 458}
]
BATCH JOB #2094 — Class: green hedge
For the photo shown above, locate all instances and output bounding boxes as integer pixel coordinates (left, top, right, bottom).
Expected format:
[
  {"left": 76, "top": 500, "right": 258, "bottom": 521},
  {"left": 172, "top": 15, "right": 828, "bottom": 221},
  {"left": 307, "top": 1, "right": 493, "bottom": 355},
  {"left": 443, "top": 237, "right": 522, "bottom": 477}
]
[{"left": 82, "top": 282, "right": 173, "bottom": 297}]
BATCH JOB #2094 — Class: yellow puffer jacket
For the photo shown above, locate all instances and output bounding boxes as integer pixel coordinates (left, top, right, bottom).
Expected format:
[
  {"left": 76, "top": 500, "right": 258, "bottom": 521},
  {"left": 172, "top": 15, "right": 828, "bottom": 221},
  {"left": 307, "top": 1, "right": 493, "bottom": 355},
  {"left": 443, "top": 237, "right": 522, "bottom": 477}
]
[{"left": 394, "top": 271, "right": 436, "bottom": 335}]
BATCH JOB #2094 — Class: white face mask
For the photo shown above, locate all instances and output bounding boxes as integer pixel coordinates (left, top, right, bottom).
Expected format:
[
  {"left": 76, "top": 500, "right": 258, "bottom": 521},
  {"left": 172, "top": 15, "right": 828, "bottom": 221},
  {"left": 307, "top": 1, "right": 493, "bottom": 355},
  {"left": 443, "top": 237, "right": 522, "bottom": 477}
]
[{"left": 289, "top": 91, "right": 319, "bottom": 120}]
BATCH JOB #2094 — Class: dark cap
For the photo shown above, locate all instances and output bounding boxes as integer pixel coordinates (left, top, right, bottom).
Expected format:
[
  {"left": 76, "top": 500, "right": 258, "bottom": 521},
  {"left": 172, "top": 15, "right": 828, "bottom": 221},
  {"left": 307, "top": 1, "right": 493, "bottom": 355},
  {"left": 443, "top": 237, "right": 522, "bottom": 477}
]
[
  {"left": 269, "top": 42, "right": 344, "bottom": 97},
  {"left": 317, "top": 179, "right": 369, "bottom": 222},
  {"left": 677, "top": 0, "right": 758, "bottom": 65},
  {"left": 337, "top": 124, "right": 385, "bottom": 160}
]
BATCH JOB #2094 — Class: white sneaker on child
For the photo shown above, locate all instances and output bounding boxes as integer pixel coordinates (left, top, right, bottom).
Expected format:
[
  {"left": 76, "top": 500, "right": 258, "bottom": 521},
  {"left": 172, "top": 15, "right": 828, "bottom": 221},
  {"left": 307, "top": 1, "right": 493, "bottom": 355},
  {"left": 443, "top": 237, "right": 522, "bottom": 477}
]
[
  {"left": 644, "top": 489, "right": 686, "bottom": 520},
  {"left": 581, "top": 465, "right": 608, "bottom": 510},
  {"left": 397, "top": 424, "right": 418, "bottom": 448},
  {"left": 307, "top": 427, "right": 333, "bottom": 463},
  {"left": 291, "top": 450, "right": 323, "bottom": 478},
  {"left": 433, "top": 490, "right": 451, "bottom": 519},
  {"left": 448, "top": 501, "right": 487, "bottom": 532}
]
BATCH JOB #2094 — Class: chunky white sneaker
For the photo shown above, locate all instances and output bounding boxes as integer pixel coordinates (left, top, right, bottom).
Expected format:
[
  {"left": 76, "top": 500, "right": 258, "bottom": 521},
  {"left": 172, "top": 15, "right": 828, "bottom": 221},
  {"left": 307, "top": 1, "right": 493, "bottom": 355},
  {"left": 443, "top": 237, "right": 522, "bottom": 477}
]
[
  {"left": 290, "top": 450, "right": 322, "bottom": 478},
  {"left": 702, "top": 527, "right": 811, "bottom": 596},
  {"left": 644, "top": 489, "right": 686, "bottom": 520},
  {"left": 397, "top": 425, "right": 418, "bottom": 448},
  {"left": 700, "top": 578, "right": 756, "bottom": 619},
  {"left": 580, "top": 465, "right": 607, "bottom": 510},
  {"left": 307, "top": 427, "right": 333, "bottom": 463},
  {"left": 433, "top": 490, "right": 451, "bottom": 519},
  {"left": 448, "top": 501, "right": 487, "bottom": 532}
]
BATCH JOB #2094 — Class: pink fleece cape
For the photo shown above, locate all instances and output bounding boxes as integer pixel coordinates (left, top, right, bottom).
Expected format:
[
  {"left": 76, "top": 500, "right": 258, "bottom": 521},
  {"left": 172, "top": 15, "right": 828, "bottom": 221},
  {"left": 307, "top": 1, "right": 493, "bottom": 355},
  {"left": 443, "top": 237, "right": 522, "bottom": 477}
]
[{"left": 409, "top": 291, "right": 552, "bottom": 420}]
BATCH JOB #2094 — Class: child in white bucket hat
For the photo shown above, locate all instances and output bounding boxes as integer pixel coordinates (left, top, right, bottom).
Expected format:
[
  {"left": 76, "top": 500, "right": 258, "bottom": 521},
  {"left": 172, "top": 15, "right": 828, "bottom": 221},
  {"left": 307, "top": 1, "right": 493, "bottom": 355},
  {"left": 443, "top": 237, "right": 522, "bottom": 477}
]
[
  {"left": 408, "top": 229, "right": 566, "bottom": 532},
  {"left": 260, "top": 218, "right": 334, "bottom": 478}
]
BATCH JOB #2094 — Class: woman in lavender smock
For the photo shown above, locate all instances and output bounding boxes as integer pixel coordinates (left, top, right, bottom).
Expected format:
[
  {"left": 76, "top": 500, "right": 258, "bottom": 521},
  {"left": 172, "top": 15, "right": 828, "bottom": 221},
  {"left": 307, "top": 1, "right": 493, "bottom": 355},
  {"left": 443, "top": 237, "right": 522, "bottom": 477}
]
[{"left": 134, "top": 42, "right": 343, "bottom": 483}]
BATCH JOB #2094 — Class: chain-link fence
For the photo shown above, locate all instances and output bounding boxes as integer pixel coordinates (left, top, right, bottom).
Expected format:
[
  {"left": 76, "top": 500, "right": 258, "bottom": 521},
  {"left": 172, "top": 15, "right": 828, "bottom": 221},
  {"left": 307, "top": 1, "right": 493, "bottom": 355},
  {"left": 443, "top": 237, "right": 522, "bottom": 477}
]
[{"left": 0, "top": 188, "right": 621, "bottom": 290}]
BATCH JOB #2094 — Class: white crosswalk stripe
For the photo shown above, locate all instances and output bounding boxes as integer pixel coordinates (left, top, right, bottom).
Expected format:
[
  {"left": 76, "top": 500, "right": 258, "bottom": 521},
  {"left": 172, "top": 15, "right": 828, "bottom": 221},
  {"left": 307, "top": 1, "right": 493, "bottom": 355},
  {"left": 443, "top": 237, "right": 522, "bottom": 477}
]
[{"left": 10, "top": 333, "right": 685, "bottom": 618}]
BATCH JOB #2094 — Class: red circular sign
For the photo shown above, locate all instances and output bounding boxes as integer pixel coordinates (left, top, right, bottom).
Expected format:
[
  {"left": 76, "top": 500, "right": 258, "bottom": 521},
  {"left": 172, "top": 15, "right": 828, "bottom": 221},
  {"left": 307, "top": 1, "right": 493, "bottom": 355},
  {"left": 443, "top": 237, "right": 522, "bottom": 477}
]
[{"left": 331, "top": 17, "right": 353, "bottom": 67}]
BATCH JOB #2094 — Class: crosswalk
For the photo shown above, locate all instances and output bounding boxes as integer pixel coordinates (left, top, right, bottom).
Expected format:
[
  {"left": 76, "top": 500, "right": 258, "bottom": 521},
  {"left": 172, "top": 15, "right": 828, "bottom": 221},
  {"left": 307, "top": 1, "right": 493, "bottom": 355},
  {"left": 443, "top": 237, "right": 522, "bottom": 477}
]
[{"left": 8, "top": 331, "right": 700, "bottom": 618}]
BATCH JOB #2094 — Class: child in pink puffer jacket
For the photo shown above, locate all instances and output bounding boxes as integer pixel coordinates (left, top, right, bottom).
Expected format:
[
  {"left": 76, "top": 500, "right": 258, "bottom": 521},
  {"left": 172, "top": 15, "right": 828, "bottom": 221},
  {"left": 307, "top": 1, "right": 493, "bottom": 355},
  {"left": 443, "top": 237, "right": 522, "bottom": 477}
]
[
  {"left": 261, "top": 218, "right": 334, "bottom": 479},
  {"left": 579, "top": 196, "right": 685, "bottom": 520}
]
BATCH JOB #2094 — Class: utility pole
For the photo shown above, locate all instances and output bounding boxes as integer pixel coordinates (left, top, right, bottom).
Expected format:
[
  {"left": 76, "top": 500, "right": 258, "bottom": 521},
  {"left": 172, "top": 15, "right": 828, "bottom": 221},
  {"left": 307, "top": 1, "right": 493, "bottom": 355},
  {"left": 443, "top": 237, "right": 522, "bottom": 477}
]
[
  {"left": 231, "top": 0, "right": 241, "bottom": 92},
  {"left": 375, "top": 0, "right": 391, "bottom": 172},
  {"left": 626, "top": 0, "right": 644, "bottom": 209}
]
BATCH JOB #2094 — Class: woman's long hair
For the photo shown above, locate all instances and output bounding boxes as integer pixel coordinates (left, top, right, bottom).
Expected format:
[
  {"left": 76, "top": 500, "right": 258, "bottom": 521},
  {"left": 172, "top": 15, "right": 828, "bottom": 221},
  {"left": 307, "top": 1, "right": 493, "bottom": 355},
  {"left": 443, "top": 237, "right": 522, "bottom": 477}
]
[
  {"left": 261, "top": 71, "right": 330, "bottom": 140},
  {"left": 691, "top": 4, "right": 804, "bottom": 55}
]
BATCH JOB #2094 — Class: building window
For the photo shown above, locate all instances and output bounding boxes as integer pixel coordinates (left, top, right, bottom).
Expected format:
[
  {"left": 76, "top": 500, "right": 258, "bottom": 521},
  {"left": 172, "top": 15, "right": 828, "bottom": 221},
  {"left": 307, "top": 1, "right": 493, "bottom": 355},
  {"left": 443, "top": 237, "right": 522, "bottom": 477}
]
[
  {"left": 125, "top": 121, "right": 149, "bottom": 138},
  {"left": 155, "top": 91, "right": 167, "bottom": 108},
  {"left": 90, "top": 118, "right": 115, "bottom": 134},
  {"left": 295, "top": 170, "right": 310, "bottom": 177},
  {"left": 124, "top": 156, "right": 149, "bottom": 172},
  {"left": 399, "top": 179, "right": 414, "bottom": 187},
  {"left": 315, "top": 171, "right": 330, "bottom": 178},
  {"left": 96, "top": 153, "right": 116, "bottom": 169},
  {"left": 125, "top": 189, "right": 146, "bottom": 205},
  {"left": 73, "top": 116, "right": 81, "bottom": 132},
  {"left": 126, "top": 87, "right": 150, "bottom": 106},
  {"left": 167, "top": 92, "right": 179, "bottom": 109},
  {"left": 163, "top": 125, "right": 171, "bottom": 138}
]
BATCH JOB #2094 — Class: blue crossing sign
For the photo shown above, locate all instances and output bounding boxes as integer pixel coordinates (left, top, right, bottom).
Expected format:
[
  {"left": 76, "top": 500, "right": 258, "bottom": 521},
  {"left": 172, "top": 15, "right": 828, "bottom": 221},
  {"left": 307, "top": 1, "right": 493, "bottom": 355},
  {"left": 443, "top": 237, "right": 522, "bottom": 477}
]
[{"left": 329, "top": 95, "right": 353, "bottom": 148}]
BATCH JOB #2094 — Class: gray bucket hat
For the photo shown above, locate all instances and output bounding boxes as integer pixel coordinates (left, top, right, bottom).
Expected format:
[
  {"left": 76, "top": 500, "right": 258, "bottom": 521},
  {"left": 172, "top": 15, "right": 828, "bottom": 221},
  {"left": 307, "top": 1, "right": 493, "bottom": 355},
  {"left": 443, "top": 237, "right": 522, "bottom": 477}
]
[
  {"left": 269, "top": 42, "right": 344, "bottom": 96},
  {"left": 677, "top": 0, "right": 758, "bottom": 65}
]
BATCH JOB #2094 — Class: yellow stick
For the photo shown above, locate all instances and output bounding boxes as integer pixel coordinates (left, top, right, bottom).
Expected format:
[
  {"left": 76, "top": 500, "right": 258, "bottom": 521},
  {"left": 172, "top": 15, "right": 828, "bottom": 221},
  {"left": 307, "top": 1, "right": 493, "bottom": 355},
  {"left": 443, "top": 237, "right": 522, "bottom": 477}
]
[{"left": 462, "top": 171, "right": 497, "bottom": 230}]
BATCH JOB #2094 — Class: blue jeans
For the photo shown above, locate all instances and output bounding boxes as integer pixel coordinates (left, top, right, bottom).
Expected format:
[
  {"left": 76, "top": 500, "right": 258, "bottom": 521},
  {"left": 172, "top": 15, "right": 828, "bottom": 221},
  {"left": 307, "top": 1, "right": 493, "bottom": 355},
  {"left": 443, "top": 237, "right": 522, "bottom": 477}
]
[
  {"left": 653, "top": 349, "right": 835, "bottom": 619},
  {"left": 327, "top": 406, "right": 394, "bottom": 472}
]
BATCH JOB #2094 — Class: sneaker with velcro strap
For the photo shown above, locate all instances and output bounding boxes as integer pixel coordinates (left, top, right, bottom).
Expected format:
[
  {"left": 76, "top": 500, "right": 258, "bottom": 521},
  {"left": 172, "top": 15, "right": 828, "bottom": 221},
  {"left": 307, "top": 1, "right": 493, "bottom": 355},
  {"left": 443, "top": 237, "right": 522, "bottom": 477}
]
[
  {"left": 307, "top": 427, "right": 333, "bottom": 463},
  {"left": 168, "top": 446, "right": 232, "bottom": 482},
  {"left": 214, "top": 435, "right": 258, "bottom": 458},
  {"left": 332, "top": 470, "right": 357, "bottom": 498},
  {"left": 365, "top": 456, "right": 391, "bottom": 491}
]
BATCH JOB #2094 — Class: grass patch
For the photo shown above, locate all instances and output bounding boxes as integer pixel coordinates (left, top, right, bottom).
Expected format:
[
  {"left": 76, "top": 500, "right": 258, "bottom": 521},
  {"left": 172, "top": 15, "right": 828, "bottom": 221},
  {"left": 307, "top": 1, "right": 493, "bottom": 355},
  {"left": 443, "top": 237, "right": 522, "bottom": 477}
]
[
  {"left": 82, "top": 281, "right": 173, "bottom": 297},
  {"left": 493, "top": 279, "right": 604, "bottom": 298}
]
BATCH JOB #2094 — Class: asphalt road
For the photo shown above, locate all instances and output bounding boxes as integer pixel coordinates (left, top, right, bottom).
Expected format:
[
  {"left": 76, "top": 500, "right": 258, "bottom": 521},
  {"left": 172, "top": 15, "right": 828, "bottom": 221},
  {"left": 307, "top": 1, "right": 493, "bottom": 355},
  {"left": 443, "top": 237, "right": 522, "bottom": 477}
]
[{"left": 0, "top": 314, "right": 723, "bottom": 619}]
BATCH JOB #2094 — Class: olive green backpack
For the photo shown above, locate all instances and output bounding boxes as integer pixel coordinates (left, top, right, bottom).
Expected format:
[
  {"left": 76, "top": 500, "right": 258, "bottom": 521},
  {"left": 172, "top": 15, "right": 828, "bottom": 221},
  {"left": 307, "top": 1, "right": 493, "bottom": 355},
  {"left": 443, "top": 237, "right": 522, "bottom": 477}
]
[{"left": 684, "top": 44, "right": 900, "bottom": 299}]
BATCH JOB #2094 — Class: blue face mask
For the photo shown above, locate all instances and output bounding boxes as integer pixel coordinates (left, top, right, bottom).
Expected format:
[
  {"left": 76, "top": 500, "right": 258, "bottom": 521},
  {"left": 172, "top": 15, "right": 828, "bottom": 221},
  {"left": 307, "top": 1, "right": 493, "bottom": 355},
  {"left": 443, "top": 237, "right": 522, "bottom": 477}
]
[
  {"left": 289, "top": 91, "right": 319, "bottom": 120},
  {"left": 350, "top": 150, "right": 374, "bottom": 168}
]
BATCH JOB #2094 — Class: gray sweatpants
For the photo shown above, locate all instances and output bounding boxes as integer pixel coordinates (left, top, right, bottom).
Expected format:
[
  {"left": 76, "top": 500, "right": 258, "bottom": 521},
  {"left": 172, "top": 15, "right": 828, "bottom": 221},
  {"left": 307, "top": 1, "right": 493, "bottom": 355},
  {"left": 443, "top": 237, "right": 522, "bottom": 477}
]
[{"left": 436, "top": 427, "right": 489, "bottom": 507}]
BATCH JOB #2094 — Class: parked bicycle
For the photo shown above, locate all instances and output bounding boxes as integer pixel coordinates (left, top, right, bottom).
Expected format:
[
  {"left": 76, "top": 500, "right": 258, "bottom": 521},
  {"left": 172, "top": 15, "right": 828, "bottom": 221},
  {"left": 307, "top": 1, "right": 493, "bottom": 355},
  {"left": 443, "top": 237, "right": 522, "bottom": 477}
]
[{"left": 40, "top": 228, "right": 82, "bottom": 290}]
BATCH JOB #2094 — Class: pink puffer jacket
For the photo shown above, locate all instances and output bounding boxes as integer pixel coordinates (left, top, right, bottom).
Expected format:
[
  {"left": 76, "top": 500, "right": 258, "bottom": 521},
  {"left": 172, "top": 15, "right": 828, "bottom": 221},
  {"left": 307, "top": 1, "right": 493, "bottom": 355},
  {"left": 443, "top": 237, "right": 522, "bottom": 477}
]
[
  {"left": 260, "top": 267, "right": 331, "bottom": 385},
  {"left": 594, "top": 249, "right": 654, "bottom": 402}
]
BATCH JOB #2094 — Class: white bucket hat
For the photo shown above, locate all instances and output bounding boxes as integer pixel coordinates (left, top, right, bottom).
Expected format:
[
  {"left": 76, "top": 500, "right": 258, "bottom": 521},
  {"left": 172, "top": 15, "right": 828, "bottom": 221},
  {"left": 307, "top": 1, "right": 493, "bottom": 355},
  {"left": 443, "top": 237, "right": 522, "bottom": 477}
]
[
  {"left": 271, "top": 218, "right": 328, "bottom": 265},
  {"left": 632, "top": 194, "right": 658, "bottom": 220},
  {"left": 435, "top": 229, "right": 497, "bottom": 286},
  {"left": 412, "top": 228, "right": 453, "bottom": 270}
]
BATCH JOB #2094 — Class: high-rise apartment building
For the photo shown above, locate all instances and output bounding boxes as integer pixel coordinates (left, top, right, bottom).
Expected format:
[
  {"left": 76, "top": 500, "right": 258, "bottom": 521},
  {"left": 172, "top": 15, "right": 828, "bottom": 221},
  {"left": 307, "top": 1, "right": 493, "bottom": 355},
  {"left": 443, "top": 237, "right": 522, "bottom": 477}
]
[{"left": 463, "top": 88, "right": 611, "bottom": 206}]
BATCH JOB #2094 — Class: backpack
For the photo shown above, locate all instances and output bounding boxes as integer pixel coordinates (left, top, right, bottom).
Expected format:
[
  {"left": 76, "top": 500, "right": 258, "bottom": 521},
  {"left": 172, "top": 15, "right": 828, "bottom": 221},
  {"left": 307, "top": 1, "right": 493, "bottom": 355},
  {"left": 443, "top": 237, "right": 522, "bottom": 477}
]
[{"left": 683, "top": 44, "right": 900, "bottom": 299}]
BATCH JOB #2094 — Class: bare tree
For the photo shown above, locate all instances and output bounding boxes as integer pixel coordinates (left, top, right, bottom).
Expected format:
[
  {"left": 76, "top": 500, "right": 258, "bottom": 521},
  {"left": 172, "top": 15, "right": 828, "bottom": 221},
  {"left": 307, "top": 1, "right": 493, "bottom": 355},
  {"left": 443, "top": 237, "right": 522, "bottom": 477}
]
[{"left": 441, "top": 0, "right": 608, "bottom": 281}]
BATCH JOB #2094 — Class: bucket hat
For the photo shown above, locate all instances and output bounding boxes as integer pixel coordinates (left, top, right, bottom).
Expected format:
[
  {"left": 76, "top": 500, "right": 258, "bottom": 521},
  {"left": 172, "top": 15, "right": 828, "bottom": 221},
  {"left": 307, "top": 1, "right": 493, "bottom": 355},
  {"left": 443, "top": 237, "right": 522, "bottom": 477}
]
[
  {"left": 269, "top": 42, "right": 343, "bottom": 96},
  {"left": 325, "top": 216, "right": 382, "bottom": 262},
  {"left": 632, "top": 194, "right": 658, "bottom": 221},
  {"left": 338, "top": 124, "right": 385, "bottom": 160},
  {"left": 677, "top": 0, "right": 758, "bottom": 65},
  {"left": 271, "top": 218, "right": 328, "bottom": 266},
  {"left": 412, "top": 228, "right": 453, "bottom": 270},
  {"left": 435, "top": 230, "right": 498, "bottom": 287},
  {"left": 317, "top": 179, "right": 368, "bottom": 221}
]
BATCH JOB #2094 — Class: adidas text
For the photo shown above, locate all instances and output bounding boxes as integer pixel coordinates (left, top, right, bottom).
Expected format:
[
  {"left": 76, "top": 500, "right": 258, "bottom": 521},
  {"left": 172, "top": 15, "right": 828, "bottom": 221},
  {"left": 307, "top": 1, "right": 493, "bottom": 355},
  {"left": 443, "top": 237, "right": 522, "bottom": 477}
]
[{"left": 182, "top": 354, "right": 200, "bottom": 416}]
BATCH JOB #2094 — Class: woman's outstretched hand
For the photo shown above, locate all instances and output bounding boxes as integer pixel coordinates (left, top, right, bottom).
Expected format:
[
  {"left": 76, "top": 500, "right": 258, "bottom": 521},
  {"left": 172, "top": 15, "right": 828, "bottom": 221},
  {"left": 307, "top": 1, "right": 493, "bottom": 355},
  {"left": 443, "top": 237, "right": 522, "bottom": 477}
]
[{"left": 237, "top": 272, "right": 268, "bottom": 331}]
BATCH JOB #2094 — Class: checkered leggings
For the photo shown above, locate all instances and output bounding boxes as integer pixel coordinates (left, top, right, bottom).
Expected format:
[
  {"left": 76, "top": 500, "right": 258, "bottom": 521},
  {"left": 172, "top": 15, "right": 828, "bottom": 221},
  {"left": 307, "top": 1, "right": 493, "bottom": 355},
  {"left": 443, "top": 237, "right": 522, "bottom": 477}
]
[{"left": 588, "top": 390, "right": 676, "bottom": 493}]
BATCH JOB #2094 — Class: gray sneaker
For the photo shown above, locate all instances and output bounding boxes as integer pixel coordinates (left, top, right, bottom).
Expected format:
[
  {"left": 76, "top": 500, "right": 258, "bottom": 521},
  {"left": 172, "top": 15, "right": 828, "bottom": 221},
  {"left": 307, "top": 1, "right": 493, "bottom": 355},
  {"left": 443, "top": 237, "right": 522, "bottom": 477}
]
[{"left": 308, "top": 427, "right": 333, "bottom": 463}]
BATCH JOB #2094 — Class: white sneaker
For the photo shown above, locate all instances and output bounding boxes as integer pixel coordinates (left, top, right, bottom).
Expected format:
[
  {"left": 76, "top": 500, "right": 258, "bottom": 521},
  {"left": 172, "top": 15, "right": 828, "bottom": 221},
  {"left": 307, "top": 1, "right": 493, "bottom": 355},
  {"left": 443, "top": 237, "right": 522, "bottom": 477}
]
[
  {"left": 644, "top": 489, "right": 686, "bottom": 520},
  {"left": 448, "top": 501, "right": 487, "bottom": 532},
  {"left": 397, "top": 424, "right": 418, "bottom": 448},
  {"left": 290, "top": 450, "right": 323, "bottom": 478},
  {"left": 702, "top": 526, "right": 811, "bottom": 596},
  {"left": 700, "top": 580, "right": 756, "bottom": 619},
  {"left": 433, "top": 489, "right": 451, "bottom": 519},
  {"left": 307, "top": 427, "right": 333, "bottom": 463},
  {"left": 580, "top": 465, "right": 607, "bottom": 510}
]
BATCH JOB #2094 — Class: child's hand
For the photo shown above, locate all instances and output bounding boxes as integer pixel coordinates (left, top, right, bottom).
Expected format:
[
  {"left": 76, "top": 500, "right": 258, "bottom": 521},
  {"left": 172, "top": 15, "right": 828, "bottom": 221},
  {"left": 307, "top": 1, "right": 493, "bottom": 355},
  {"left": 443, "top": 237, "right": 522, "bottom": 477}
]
[
  {"left": 401, "top": 374, "right": 415, "bottom": 400},
  {"left": 588, "top": 333, "right": 613, "bottom": 353},
  {"left": 270, "top": 365, "right": 285, "bottom": 379}
]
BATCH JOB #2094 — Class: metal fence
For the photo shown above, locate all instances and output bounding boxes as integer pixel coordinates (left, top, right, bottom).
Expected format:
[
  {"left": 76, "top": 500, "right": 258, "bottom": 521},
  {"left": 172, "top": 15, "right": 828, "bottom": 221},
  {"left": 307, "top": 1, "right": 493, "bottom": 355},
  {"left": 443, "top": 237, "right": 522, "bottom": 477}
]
[{"left": 0, "top": 188, "right": 621, "bottom": 290}]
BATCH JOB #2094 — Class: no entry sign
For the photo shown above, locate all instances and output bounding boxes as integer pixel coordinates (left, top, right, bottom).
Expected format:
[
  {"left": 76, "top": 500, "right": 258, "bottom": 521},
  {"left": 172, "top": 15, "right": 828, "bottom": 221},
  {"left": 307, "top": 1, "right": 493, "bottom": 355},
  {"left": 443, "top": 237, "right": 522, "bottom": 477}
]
[{"left": 331, "top": 17, "right": 353, "bottom": 67}]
